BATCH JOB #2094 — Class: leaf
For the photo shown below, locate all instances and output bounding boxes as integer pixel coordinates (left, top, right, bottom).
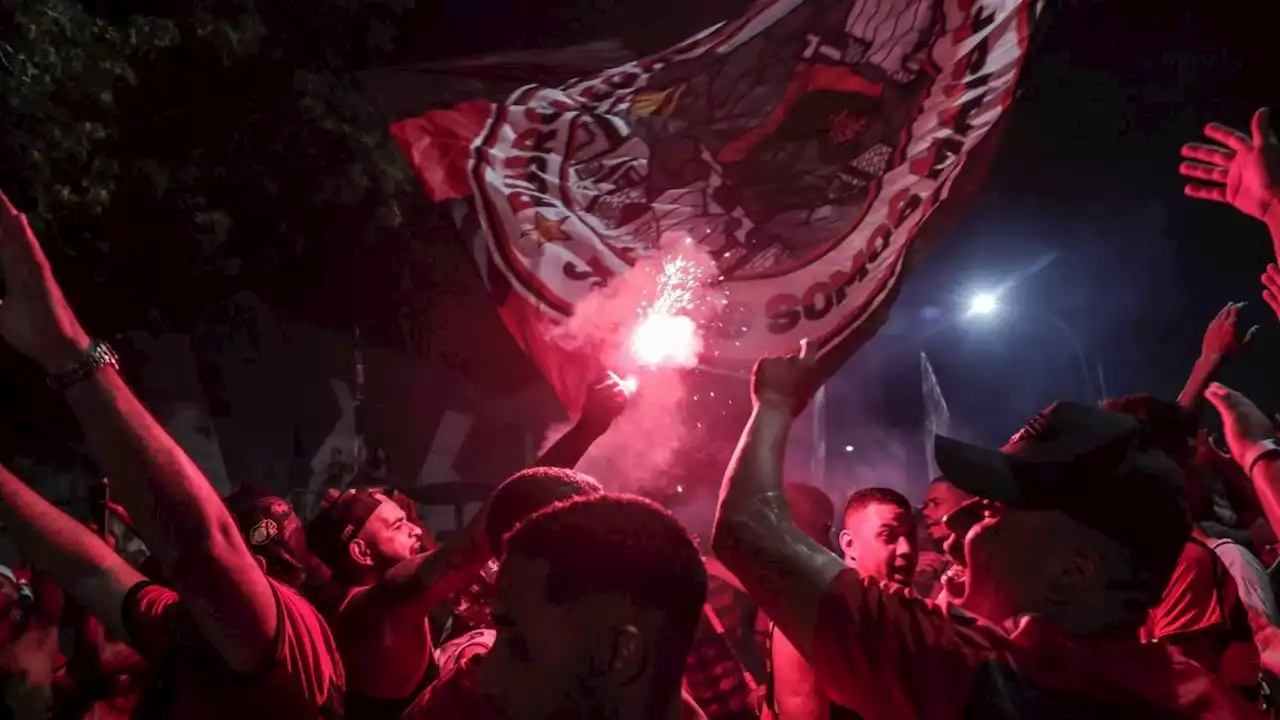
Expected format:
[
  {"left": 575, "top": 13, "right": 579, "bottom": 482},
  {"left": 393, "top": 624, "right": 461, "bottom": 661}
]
[{"left": 0, "top": 0, "right": 425, "bottom": 325}]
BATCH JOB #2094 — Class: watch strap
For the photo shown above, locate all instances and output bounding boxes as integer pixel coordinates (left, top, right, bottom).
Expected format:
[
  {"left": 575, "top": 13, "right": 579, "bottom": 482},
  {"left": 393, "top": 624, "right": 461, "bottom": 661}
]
[{"left": 46, "top": 340, "right": 119, "bottom": 391}]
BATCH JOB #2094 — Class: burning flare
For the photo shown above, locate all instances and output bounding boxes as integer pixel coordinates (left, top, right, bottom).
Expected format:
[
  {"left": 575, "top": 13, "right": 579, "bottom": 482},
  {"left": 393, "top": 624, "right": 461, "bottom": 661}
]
[
  {"left": 608, "top": 371, "right": 639, "bottom": 395},
  {"left": 628, "top": 252, "right": 703, "bottom": 368}
]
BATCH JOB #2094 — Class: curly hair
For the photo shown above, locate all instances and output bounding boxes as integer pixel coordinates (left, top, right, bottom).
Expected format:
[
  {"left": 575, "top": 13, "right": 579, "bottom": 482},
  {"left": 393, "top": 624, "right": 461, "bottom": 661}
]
[
  {"left": 504, "top": 494, "right": 706, "bottom": 717},
  {"left": 485, "top": 467, "right": 604, "bottom": 556}
]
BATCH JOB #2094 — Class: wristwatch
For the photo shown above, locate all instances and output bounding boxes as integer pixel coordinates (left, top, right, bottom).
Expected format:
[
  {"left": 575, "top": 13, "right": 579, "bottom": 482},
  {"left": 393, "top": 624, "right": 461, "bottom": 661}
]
[
  {"left": 1243, "top": 438, "right": 1280, "bottom": 477},
  {"left": 46, "top": 340, "right": 119, "bottom": 391}
]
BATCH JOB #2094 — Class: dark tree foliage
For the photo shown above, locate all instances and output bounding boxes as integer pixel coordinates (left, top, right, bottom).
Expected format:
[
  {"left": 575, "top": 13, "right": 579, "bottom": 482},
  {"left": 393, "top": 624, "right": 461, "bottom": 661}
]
[
  {"left": 0, "top": 0, "right": 425, "bottom": 333},
  {"left": 0, "top": 0, "right": 437, "bottom": 459}
]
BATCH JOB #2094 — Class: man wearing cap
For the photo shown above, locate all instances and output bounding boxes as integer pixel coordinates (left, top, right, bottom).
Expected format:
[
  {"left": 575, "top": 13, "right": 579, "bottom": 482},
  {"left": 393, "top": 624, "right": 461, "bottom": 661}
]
[
  {"left": 305, "top": 376, "right": 631, "bottom": 720},
  {"left": 225, "top": 489, "right": 317, "bottom": 592},
  {"left": 306, "top": 486, "right": 465, "bottom": 719},
  {"left": 712, "top": 343, "right": 1261, "bottom": 717}
]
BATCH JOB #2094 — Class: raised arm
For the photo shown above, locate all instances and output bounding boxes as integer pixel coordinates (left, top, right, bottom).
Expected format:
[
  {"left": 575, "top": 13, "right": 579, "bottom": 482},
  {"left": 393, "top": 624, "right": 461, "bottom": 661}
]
[
  {"left": 711, "top": 342, "right": 846, "bottom": 664},
  {"left": 1181, "top": 107, "right": 1280, "bottom": 259},
  {"left": 0, "top": 465, "right": 142, "bottom": 644},
  {"left": 1204, "top": 383, "right": 1280, "bottom": 541},
  {"left": 1178, "top": 302, "right": 1255, "bottom": 410},
  {"left": 0, "top": 191, "right": 276, "bottom": 675},
  {"left": 534, "top": 374, "right": 628, "bottom": 469}
]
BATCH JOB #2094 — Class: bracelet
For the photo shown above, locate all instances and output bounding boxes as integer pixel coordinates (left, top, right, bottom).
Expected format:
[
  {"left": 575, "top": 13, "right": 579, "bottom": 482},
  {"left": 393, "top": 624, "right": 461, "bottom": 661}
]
[
  {"left": 46, "top": 340, "right": 119, "bottom": 391},
  {"left": 1244, "top": 438, "right": 1280, "bottom": 477}
]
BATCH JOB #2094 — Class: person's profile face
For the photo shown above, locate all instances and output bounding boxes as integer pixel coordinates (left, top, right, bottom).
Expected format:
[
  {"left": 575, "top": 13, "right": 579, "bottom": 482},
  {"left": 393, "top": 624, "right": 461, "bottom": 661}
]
[
  {"left": 359, "top": 496, "right": 425, "bottom": 569},
  {"left": 480, "top": 553, "right": 596, "bottom": 720},
  {"left": 959, "top": 503, "right": 1096, "bottom": 617},
  {"left": 840, "top": 503, "right": 918, "bottom": 586},
  {"left": 922, "top": 480, "right": 972, "bottom": 544}
]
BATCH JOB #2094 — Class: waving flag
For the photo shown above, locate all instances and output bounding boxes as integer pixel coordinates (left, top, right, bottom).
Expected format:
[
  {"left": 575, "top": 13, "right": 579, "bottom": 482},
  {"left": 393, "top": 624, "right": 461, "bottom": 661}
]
[{"left": 392, "top": 0, "right": 1041, "bottom": 414}]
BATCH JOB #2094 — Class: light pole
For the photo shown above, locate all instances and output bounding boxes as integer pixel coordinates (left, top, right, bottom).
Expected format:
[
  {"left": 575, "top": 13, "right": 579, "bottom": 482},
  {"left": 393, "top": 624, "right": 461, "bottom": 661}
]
[{"left": 964, "top": 291, "right": 1105, "bottom": 402}]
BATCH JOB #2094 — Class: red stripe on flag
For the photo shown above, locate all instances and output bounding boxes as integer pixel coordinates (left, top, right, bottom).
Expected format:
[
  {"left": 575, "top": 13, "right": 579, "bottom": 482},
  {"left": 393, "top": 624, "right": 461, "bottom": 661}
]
[{"left": 390, "top": 99, "right": 495, "bottom": 202}]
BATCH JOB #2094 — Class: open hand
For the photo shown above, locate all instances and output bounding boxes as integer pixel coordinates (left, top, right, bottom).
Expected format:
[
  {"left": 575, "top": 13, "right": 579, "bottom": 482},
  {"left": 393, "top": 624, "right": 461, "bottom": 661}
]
[
  {"left": 1181, "top": 108, "right": 1280, "bottom": 222},
  {"left": 751, "top": 338, "right": 819, "bottom": 415},
  {"left": 0, "top": 190, "right": 90, "bottom": 371},
  {"left": 1204, "top": 382, "right": 1275, "bottom": 469},
  {"left": 1200, "top": 301, "right": 1257, "bottom": 358}
]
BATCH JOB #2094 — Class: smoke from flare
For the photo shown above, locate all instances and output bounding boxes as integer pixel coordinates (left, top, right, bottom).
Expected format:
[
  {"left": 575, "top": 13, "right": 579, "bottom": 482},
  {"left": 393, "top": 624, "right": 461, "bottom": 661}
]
[{"left": 541, "top": 240, "right": 723, "bottom": 494}]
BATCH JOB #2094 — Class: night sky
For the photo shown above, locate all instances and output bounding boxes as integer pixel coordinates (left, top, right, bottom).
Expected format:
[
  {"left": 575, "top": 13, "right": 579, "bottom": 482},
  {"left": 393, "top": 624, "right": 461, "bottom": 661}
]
[
  {"left": 423, "top": 0, "right": 1280, "bottom": 495},
  {"left": 839, "top": 0, "right": 1280, "bottom": 455}
]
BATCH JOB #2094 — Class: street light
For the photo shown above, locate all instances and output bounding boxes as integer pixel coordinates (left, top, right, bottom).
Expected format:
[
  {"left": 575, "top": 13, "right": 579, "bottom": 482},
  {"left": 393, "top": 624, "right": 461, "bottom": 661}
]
[
  {"left": 966, "top": 291, "right": 1000, "bottom": 317},
  {"left": 962, "top": 289, "right": 1106, "bottom": 401}
]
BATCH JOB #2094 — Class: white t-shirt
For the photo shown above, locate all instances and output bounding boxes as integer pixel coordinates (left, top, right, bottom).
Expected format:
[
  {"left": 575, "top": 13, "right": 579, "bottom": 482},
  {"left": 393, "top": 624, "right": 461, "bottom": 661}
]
[{"left": 1208, "top": 539, "right": 1280, "bottom": 627}]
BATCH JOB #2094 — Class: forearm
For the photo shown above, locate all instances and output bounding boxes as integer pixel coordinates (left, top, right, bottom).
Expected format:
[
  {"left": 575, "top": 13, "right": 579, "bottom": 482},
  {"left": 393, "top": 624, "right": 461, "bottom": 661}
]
[
  {"left": 715, "top": 404, "right": 793, "bottom": 528},
  {"left": 61, "top": 366, "right": 276, "bottom": 673},
  {"left": 367, "top": 531, "right": 491, "bottom": 614},
  {"left": 1179, "top": 354, "right": 1223, "bottom": 409},
  {"left": 534, "top": 422, "right": 604, "bottom": 469},
  {"left": 0, "top": 466, "right": 141, "bottom": 642},
  {"left": 62, "top": 367, "right": 239, "bottom": 569},
  {"left": 712, "top": 404, "right": 845, "bottom": 659}
]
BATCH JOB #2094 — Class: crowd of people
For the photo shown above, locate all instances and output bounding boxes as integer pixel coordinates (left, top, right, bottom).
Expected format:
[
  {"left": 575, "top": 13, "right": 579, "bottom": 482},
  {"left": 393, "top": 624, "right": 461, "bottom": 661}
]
[{"left": 0, "top": 104, "right": 1275, "bottom": 719}]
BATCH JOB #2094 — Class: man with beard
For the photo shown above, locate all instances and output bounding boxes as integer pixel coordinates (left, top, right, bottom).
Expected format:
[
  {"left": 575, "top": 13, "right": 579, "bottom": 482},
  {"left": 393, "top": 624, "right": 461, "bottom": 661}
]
[
  {"left": 478, "top": 494, "right": 707, "bottom": 720},
  {"left": 713, "top": 341, "right": 1261, "bottom": 717},
  {"left": 306, "top": 486, "right": 463, "bottom": 719},
  {"left": 306, "top": 377, "right": 630, "bottom": 720}
]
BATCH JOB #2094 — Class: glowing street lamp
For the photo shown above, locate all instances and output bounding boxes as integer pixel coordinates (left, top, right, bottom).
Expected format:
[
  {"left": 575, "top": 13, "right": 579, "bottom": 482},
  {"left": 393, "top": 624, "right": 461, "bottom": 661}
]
[
  {"left": 966, "top": 291, "right": 1000, "bottom": 317},
  {"left": 960, "top": 288, "right": 1105, "bottom": 400}
]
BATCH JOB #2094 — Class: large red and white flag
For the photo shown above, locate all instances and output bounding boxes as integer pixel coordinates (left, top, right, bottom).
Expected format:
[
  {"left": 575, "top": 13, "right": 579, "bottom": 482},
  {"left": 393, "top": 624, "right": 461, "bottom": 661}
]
[{"left": 392, "top": 0, "right": 1041, "bottom": 414}]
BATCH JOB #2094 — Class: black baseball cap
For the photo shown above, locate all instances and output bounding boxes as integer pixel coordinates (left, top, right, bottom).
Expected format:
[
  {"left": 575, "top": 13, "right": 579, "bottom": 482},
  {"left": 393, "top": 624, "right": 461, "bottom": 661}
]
[
  {"left": 934, "top": 402, "right": 1190, "bottom": 586},
  {"left": 306, "top": 488, "right": 386, "bottom": 569}
]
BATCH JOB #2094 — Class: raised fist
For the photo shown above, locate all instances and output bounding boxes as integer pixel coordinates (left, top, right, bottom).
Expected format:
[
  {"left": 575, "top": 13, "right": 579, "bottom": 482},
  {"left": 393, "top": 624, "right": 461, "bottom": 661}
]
[{"left": 751, "top": 339, "right": 819, "bottom": 416}]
